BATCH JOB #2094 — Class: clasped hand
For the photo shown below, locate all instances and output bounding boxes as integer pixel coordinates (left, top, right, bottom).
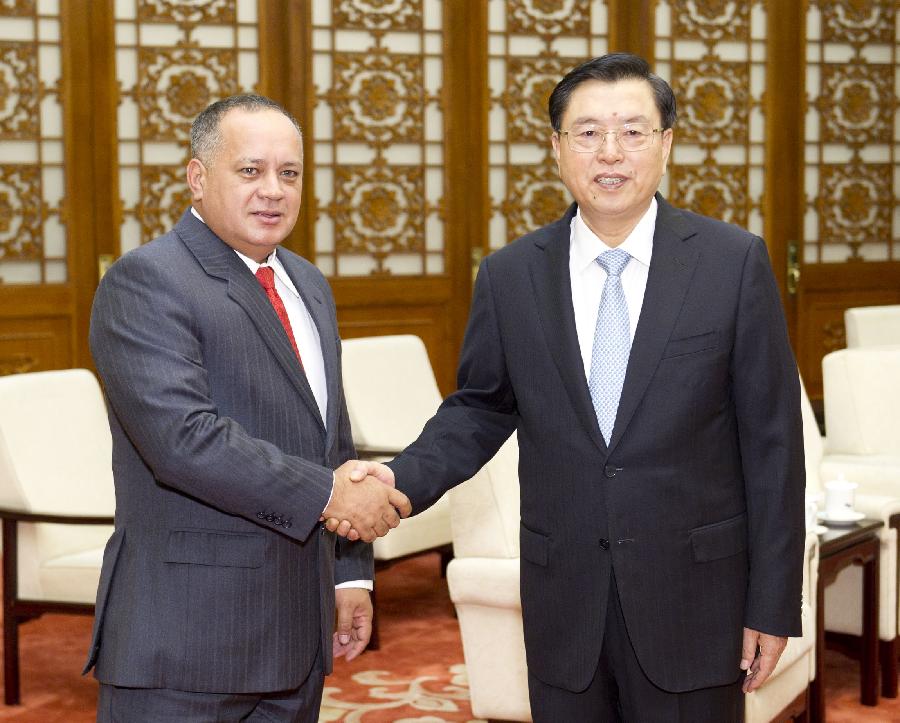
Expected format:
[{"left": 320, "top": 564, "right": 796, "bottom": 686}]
[{"left": 321, "top": 460, "right": 408, "bottom": 543}]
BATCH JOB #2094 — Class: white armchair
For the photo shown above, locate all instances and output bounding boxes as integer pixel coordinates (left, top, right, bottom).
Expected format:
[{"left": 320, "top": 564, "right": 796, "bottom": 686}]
[
  {"left": 0, "top": 369, "right": 115, "bottom": 704},
  {"left": 844, "top": 305, "right": 900, "bottom": 348},
  {"left": 446, "top": 432, "right": 816, "bottom": 723},
  {"left": 340, "top": 335, "right": 453, "bottom": 645},
  {"left": 819, "top": 346, "right": 900, "bottom": 698},
  {"left": 446, "top": 434, "right": 529, "bottom": 722}
]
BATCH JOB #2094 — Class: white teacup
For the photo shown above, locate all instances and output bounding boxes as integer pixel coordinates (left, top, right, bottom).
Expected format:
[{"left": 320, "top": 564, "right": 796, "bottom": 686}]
[{"left": 824, "top": 477, "right": 857, "bottom": 519}]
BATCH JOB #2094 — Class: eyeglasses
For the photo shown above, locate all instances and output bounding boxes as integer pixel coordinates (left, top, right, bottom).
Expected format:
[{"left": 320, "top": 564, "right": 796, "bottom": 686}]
[{"left": 558, "top": 122, "right": 664, "bottom": 153}]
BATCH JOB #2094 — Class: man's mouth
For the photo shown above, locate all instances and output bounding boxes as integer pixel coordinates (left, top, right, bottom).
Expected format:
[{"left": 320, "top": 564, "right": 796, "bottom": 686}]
[
  {"left": 594, "top": 175, "right": 626, "bottom": 188},
  {"left": 252, "top": 211, "right": 282, "bottom": 220}
]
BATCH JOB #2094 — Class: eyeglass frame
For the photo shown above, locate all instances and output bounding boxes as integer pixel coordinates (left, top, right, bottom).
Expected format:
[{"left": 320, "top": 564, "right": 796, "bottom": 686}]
[{"left": 555, "top": 123, "right": 667, "bottom": 153}]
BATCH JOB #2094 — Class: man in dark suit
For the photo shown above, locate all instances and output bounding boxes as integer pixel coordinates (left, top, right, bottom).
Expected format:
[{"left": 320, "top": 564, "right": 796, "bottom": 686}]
[
  {"left": 333, "top": 53, "right": 805, "bottom": 720},
  {"left": 85, "top": 94, "right": 410, "bottom": 722}
]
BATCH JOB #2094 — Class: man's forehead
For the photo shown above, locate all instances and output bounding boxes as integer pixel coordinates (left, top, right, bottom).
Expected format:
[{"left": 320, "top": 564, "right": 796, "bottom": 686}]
[{"left": 563, "top": 79, "right": 659, "bottom": 121}]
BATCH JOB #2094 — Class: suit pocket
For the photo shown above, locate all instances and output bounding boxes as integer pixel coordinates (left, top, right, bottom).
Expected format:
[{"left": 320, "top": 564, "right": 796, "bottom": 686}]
[
  {"left": 661, "top": 330, "right": 718, "bottom": 359},
  {"left": 165, "top": 528, "right": 265, "bottom": 568},
  {"left": 690, "top": 513, "right": 747, "bottom": 563},
  {"left": 520, "top": 524, "right": 550, "bottom": 567}
]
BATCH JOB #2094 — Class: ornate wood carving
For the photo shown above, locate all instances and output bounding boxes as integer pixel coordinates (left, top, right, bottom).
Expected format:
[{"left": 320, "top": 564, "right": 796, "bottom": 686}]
[
  {"left": 115, "top": 0, "right": 258, "bottom": 255},
  {"left": 0, "top": 3, "right": 66, "bottom": 285},
  {"left": 312, "top": 0, "right": 444, "bottom": 276},
  {"left": 804, "top": 0, "right": 898, "bottom": 263},
  {"left": 656, "top": 0, "right": 766, "bottom": 235},
  {"left": 487, "top": 3, "right": 608, "bottom": 250}
]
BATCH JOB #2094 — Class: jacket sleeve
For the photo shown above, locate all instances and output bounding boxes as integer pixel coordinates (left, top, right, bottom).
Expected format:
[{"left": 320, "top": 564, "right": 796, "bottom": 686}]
[
  {"left": 90, "top": 249, "right": 335, "bottom": 542},
  {"left": 389, "top": 257, "right": 518, "bottom": 514},
  {"left": 732, "top": 237, "right": 806, "bottom": 637}
]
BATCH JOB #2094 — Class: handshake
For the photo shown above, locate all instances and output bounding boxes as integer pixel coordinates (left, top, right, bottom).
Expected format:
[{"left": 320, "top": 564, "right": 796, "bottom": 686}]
[{"left": 321, "top": 460, "right": 410, "bottom": 543}]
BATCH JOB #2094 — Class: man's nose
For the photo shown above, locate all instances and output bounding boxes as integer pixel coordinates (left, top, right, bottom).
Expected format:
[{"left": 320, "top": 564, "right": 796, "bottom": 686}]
[
  {"left": 596, "top": 131, "right": 622, "bottom": 159},
  {"left": 258, "top": 170, "right": 284, "bottom": 198}
]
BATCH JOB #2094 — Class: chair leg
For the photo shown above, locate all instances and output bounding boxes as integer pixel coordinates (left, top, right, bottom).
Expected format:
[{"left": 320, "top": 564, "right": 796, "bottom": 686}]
[
  {"left": 2, "top": 614, "right": 19, "bottom": 706},
  {"left": 881, "top": 637, "right": 899, "bottom": 698},
  {"left": 2, "top": 518, "right": 21, "bottom": 705},
  {"left": 438, "top": 544, "right": 453, "bottom": 578}
]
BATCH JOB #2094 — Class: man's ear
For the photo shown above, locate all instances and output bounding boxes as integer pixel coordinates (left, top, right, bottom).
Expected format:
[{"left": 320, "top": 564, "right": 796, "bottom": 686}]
[
  {"left": 550, "top": 132, "right": 562, "bottom": 175},
  {"left": 186, "top": 158, "right": 206, "bottom": 201}
]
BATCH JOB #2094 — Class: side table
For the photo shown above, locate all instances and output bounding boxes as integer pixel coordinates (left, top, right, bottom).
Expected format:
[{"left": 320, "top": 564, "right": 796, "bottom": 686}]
[{"left": 811, "top": 518, "right": 882, "bottom": 723}]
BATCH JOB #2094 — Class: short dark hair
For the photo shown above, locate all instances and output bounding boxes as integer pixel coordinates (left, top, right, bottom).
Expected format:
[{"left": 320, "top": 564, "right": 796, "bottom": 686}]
[
  {"left": 548, "top": 53, "right": 677, "bottom": 132},
  {"left": 190, "top": 94, "right": 302, "bottom": 164}
]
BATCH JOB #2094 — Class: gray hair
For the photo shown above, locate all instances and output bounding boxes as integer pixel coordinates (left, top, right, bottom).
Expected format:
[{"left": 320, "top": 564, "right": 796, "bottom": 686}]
[{"left": 190, "top": 94, "right": 302, "bottom": 165}]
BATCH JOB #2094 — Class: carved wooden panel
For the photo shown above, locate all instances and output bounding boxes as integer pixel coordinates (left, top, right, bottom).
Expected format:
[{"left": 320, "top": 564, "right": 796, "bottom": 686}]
[
  {"left": 487, "top": 0, "right": 608, "bottom": 251},
  {"left": 0, "top": 0, "right": 66, "bottom": 284},
  {"left": 114, "top": 0, "right": 260, "bottom": 254},
  {"left": 804, "top": 0, "right": 898, "bottom": 263},
  {"left": 654, "top": 0, "right": 766, "bottom": 237},
  {"left": 0, "top": 314, "right": 71, "bottom": 374},
  {"left": 310, "top": 0, "right": 444, "bottom": 277}
]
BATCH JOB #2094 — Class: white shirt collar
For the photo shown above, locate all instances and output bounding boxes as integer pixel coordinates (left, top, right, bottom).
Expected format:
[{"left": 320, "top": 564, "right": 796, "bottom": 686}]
[
  {"left": 191, "top": 206, "right": 299, "bottom": 298},
  {"left": 571, "top": 197, "right": 657, "bottom": 272}
]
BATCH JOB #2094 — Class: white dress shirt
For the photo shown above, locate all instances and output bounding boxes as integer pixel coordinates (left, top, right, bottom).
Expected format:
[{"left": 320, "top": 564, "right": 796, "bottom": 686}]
[{"left": 569, "top": 199, "right": 657, "bottom": 380}]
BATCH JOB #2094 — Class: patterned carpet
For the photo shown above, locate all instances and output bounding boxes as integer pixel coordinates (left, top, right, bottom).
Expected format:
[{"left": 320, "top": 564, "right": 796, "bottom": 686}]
[{"left": 0, "top": 551, "right": 898, "bottom": 721}]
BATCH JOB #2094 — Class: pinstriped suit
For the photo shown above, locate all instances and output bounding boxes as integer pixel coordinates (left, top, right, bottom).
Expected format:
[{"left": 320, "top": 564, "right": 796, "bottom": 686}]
[
  {"left": 389, "top": 197, "right": 805, "bottom": 706},
  {"left": 84, "top": 209, "right": 370, "bottom": 694}
]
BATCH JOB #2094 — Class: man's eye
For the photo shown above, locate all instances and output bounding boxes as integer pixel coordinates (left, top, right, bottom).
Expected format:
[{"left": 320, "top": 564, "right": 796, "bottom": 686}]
[
  {"left": 622, "top": 129, "right": 641, "bottom": 137},
  {"left": 241, "top": 168, "right": 259, "bottom": 176},
  {"left": 281, "top": 170, "right": 299, "bottom": 179},
  {"left": 578, "top": 129, "right": 597, "bottom": 138}
]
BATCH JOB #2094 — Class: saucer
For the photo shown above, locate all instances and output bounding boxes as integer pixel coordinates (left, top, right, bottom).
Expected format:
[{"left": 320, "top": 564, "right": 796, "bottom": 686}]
[
  {"left": 810, "top": 524, "right": 829, "bottom": 535},
  {"left": 818, "top": 510, "right": 865, "bottom": 525}
]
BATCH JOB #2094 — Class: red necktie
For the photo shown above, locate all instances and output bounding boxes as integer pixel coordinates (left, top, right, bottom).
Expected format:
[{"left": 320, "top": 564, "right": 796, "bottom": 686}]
[{"left": 255, "top": 266, "right": 303, "bottom": 367}]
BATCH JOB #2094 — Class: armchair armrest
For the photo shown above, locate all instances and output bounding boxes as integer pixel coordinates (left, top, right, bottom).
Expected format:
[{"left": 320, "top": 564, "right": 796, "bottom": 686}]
[
  {"left": 447, "top": 557, "right": 521, "bottom": 609},
  {"left": 0, "top": 507, "right": 114, "bottom": 525},
  {"left": 853, "top": 494, "right": 900, "bottom": 522}
]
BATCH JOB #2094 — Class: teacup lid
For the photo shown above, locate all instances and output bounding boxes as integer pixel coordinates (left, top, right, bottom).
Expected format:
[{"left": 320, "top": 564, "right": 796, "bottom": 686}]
[{"left": 825, "top": 472, "right": 857, "bottom": 489}]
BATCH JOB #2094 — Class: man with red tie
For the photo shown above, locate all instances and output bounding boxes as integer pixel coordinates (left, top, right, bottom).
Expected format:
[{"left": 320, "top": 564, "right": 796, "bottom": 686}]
[{"left": 86, "top": 94, "right": 410, "bottom": 722}]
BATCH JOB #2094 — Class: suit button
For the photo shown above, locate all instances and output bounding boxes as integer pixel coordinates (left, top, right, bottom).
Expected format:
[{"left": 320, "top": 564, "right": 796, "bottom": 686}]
[
  {"left": 285, "top": 520, "right": 292, "bottom": 529},
  {"left": 599, "top": 538, "right": 610, "bottom": 550},
  {"left": 256, "top": 512, "right": 266, "bottom": 519},
  {"left": 265, "top": 514, "right": 274, "bottom": 522},
  {"left": 604, "top": 465, "right": 617, "bottom": 478}
]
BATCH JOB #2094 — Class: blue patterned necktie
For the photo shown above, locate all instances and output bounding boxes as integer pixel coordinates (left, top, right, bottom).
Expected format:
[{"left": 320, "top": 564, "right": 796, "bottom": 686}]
[{"left": 588, "top": 249, "right": 632, "bottom": 443}]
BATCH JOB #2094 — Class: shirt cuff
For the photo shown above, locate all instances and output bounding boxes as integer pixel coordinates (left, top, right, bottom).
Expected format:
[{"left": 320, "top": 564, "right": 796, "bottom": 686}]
[
  {"left": 336, "top": 579, "right": 374, "bottom": 591},
  {"left": 322, "top": 471, "right": 335, "bottom": 516}
]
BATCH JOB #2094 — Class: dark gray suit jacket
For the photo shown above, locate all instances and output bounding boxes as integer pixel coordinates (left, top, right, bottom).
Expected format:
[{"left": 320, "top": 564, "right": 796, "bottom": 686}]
[
  {"left": 84, "top": 209, "right": 371, "bottom": 693},
  {"left": 390, "top": 196, "right": 805, "bottom": 694}
]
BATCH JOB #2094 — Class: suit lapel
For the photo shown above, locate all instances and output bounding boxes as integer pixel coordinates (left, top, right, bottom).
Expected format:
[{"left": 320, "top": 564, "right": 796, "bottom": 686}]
[
  {"left": 607, "top": 196, "right": 699, "bottom": 453},
  {"left": 175, "top": 210, "right": 326, "bottom": 431},
  {"left": 529, "top": 204, "right": 608, "bottom": 455}
]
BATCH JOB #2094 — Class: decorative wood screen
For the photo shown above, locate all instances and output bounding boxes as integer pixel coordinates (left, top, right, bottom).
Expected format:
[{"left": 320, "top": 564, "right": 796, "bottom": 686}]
[
  {"left": 0, "top": 0, "right": 66, "bottom": 285},
  {"left": 114, "top": 0, "right": 260, "bottom": 255},
  {"left": 486, "top": 0, "right": 608, "bottom": 252},
  {"left": 310, "top": 0, "right": 445, "bottom": 277},
  {"left": 654, "top": 0, "right": 767, "bottom": 238},
  {"left": 803, "top": 0, "right": 899, "bottom": 264}
]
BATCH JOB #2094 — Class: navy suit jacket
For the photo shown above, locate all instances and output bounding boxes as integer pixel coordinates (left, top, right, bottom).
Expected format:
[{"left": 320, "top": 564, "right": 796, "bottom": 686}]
[
  {"left": 390, "top": 196, "right": 805, "bottom": 693},
  {"left": 84, "top": 209, "right": 371, "bottom": 693}
]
